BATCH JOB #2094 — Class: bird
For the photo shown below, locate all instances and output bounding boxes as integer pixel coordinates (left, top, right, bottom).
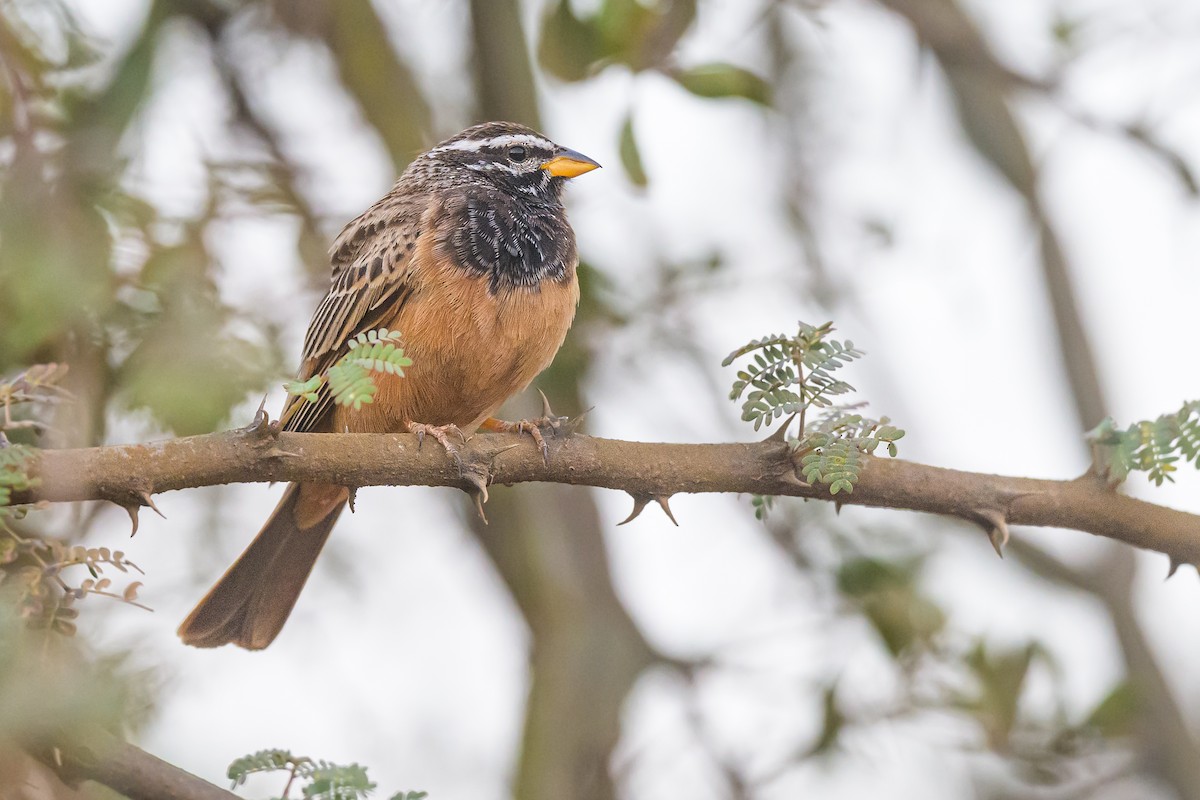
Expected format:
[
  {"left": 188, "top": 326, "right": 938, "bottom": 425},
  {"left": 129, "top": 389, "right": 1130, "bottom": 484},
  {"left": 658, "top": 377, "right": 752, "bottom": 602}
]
[{"left": 177, "top": 121, "right": 600, "bottom": 650}]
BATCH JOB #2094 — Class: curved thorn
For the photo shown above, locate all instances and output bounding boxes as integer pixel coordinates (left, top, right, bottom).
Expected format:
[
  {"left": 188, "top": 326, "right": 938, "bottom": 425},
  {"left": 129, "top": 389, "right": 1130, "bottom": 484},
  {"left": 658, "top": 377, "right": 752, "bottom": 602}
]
[
  {"left": 461, "top": 464, "right": 490, "bottom": 504},
  {"left": 347, "top": 487, "right": 357, "bottom": 514},
  {"left": 655, "top": 495, "right": 679, "bottom": 526},
  {"left": 975, "top": 509, "right": 1009, "bottom": 557},
  {"left": 617, "top": 493, "right": 652, "bottom": 526},
  {"left": 240, "top": 395, "right": 271, "bottom": 435},
  {"left": 124, "top": 504, "right": 139, "bottom": 537},
  {"left": 461, "top": 463, "right": 490, "bottom": 522},
  {"left": 472, "top": 491, "right": 489, "bottom": 524},
  {"left": 138, "top": 491, "right": 165, "bottom": 519},
  {"left": 537, "top": 388, "right": 555, "bottom": 419}
]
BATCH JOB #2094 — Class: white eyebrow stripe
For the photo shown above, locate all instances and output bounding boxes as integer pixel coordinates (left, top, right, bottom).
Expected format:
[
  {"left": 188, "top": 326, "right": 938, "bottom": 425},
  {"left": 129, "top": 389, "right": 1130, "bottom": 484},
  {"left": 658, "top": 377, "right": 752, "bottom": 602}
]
[
  {"left": 428, "top": 133, "right": 554, "bottom": 155},
  {"left": 466, "top": 161, "right": 519, "bottom": 173}
]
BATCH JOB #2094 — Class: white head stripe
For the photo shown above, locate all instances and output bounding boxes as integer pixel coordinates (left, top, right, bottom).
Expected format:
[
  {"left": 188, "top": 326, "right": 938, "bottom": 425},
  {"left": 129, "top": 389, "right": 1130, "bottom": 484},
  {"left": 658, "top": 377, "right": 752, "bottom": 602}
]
[
  {"left": 466, "top": 161, "right": 519, "bottom": 173},
  {"left": 428, "top": 133, "right": 554, "bottom": 155}
]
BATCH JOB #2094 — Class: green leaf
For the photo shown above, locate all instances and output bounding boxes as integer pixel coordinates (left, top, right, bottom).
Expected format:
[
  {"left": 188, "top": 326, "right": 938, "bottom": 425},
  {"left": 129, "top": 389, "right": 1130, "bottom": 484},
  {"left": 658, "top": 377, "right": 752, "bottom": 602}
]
[
  {"left": 674, "top": 63, "right": 771, "bottom": 105},
  {"left": 806, "top": 684, "right": 843, "bottom": 757},
  {"left": 285, "top": 376, "right": 325, "bottom": 403},
  {"left": 227, "top": 749, "right": 307, "bottom": 787},
  {"left": 537, "top": 0, "right": 608, "bottom": 81},
  {"left": 1088, "top": 401, "right": 1200, "bottom": 486},
  {"left": 1082, "top": 681, "right": 1136, "bottom": 738},
  {"left": 619, "top": 113, "right": 648, "bottom": 187},
  {"left": 328, "top": 363, "right": 378, "bottom": 410},
  {"left": 303, "top": 762, "right": 374, "bottom": 800},
  {"left": 836, "top": 557, "right": 944, "bottom": 656}
]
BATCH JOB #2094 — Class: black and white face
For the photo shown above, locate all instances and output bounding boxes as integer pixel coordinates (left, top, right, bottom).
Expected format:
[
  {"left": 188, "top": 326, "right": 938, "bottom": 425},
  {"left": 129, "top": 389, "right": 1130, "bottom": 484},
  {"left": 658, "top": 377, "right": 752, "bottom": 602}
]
[{"left": 424, "top": 123, "right": 600, "bottom": 200}]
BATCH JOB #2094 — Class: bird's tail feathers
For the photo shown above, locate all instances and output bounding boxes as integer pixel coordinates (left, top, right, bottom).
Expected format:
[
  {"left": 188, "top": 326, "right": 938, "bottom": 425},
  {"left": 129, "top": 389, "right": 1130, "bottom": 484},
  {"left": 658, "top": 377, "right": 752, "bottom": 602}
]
[{"left": 177, "top": 482, "right": 346, "bottom": 650}]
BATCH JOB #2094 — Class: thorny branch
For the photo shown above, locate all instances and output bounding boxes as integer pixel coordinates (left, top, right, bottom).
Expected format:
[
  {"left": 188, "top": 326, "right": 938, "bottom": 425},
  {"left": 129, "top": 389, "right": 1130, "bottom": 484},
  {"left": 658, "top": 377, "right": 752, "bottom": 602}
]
[{"left": 11, "top": 422, "right": 1200, "bottom": 572}]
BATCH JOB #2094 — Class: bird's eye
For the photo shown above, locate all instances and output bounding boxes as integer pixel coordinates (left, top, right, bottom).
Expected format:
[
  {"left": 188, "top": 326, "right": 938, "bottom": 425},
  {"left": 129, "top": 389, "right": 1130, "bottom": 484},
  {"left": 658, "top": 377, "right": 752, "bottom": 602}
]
[{"left": 508, "top": 146, "right": 528, "bottom": 162}]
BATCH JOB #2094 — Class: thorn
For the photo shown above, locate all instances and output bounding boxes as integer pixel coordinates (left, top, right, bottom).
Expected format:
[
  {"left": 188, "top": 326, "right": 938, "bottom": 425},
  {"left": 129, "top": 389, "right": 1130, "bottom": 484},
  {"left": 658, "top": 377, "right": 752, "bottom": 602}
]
[
  {"left": 834, "top": 500, "right": 843, "bottom": 516},
  {"left": 538, "top": 388, "right": 555, "bottom": 420},
  {"left": 472, "top": 491, "right": 489, "bottom": 524},
  {"left": 489, "top": 443, "right": 523, "bottom": 459},
  {"left": 138, "top": 491, "right": 165, "bottom": 519},
  {"left": 240, "top": 395, "right": 271, "bottom": 435},
  {"left": 617, "top": 493, "right": 653, "bottom": 526},
  {"left": 763, "top": 414, "right": 797, "bottom": 443},
  {"left": 347, "top": 487, "right": 357, "bottom": 513},
  {"left": 564, "top": 406, "right": 593, "bottom": 434},
  {"left": 975, "top": 509, "right": 1009, "bottom": 557},
  {"left": 460, "top": 462, "right": 491, "bottom": 519},
  {"left": 778, "top": 471, "right": 810, "bottom": 490},
  {"left": 263, "top": 447, "right": 301, "bottom": 459},
  {"left": 124, "top": 505, "right": 139, "bottom": 536},
  {"left": 1165, "top": 556, "right": 1193, "bottom": 579},
  {"left": 486, "top": 443, "right": 522, "bottom": 475},
  {"left": 655, "top": 495, "right": 679, "bottom": 526},
  {"left": 460, "top": 460, "right": 491, "bottom": 523}
]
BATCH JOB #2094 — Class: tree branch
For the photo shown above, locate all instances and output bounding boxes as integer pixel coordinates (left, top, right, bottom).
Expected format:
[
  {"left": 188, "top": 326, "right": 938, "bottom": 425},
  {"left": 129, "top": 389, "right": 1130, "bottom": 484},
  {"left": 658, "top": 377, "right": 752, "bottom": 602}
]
[
  {"left": 36, "top": 732, "right": 239, "bottom": 800},
  {"left": 15, "top": 427, "right": 1199, "bottom": 567}
]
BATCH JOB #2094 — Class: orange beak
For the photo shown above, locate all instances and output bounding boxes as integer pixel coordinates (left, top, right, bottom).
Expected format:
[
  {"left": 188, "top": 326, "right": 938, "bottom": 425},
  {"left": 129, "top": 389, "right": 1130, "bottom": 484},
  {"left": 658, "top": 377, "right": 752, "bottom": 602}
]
[{"left": 542, "top": 147, "right": 601, "bottom": 178}]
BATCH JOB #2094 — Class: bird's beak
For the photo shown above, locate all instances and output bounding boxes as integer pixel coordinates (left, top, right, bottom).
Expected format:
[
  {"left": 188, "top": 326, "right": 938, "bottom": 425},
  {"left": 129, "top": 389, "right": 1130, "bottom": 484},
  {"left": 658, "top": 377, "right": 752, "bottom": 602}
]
[{"left": 542, "top": 148, "right": 601, "bottom": 178}]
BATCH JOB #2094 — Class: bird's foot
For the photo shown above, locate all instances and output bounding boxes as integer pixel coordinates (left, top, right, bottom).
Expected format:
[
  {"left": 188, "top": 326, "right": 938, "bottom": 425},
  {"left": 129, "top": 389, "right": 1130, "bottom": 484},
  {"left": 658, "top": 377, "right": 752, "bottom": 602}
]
[
  {"left": 480, "top": 393, "right": 567, "bottom": 465},
  {"left": 407, "top": 422, "right": 467, "bottom": 472}
]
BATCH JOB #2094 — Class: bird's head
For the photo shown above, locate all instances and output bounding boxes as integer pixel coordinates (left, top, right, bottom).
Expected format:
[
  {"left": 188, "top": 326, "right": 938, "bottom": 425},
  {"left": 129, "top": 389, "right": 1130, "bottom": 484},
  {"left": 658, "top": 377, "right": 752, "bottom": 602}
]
[{"left": 423, "top": 121, "right": 600, "bottom": 202}]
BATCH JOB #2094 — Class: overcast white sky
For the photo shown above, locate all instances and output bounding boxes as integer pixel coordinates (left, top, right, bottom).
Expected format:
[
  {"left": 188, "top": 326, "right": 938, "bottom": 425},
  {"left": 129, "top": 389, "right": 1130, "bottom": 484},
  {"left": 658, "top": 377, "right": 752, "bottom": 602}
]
[{"left": 66, "top": 0, "right": 1200, "bottom": 798}]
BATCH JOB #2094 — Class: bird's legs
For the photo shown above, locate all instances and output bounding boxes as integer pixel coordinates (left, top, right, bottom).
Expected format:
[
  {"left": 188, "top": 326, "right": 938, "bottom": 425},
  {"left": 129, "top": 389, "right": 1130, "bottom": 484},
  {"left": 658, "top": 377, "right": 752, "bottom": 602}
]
[
  {"left": 407, "top": 422, "right": 467, "bottom": 471},
  {"left": 479, "top": 390, "right": 568, "bottom": 464}
]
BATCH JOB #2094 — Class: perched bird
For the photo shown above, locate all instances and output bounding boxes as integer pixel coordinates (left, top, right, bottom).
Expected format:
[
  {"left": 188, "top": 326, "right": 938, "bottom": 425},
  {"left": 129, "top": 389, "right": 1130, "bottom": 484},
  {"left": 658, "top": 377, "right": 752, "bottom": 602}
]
[{"left": 178, "top": 122, "right": 600, "bottom": 649}]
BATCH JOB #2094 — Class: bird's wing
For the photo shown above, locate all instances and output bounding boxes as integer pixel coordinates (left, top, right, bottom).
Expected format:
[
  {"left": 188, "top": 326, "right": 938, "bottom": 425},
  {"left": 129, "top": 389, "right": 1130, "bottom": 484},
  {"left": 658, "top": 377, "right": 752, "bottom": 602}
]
[{"left": 281, "top": 200, "right": 423, "bottom": 433}]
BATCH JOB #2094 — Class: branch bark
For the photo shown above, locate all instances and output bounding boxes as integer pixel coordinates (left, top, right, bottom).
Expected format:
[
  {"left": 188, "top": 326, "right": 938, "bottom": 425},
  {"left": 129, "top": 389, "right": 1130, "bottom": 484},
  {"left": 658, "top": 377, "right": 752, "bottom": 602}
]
[
  {"left": 18, "top": 427, "right": 1200, "bottom": 567},
  {"left": 34, "top": 733, "right": 239, "bottom": 800}
]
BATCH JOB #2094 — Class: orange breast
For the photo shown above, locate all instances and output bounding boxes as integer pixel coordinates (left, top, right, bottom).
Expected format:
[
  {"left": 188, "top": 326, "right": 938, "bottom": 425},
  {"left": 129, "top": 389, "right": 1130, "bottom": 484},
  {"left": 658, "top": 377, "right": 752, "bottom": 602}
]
[{"left": 332, "top": 238, "right": 579, "bottom": 435}]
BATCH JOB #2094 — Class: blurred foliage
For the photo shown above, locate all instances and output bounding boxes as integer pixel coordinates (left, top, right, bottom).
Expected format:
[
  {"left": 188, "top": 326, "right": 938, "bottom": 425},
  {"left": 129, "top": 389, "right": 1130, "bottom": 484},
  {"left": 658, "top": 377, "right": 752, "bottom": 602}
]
[
  {"left": 0, "top": 601, "right": 149, "bottom": 759},
  {"left": 0, "top": 0, "right": 1193, "bottom": 798},
  {"left": 228, "top": 748, "right": 426, "bottom": 800},
  {"left": 1, "top": 364, "right": 148, "bottom": 634},
  {"left": 759, "top": 512, "right": 1138, "bottom": 790},
  {"left": 725, "top": 321, "right": 904, "bottom": 495},
  {"left": 1089, "top": 401, "right": 1200, "bottom": 486},
  {"left": 0, "top": 527, "right": 148, "bottom": 636},
  {"left": 0, "top": 363, "right": 62, "bottom": 505},
  {"left": 0, "top": 0, "right": 284, "bottom": 442}
]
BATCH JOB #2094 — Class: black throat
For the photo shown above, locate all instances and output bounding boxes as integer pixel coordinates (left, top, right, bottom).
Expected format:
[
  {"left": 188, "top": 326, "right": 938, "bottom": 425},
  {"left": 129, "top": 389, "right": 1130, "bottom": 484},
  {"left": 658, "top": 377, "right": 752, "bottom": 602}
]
[{"left": 448, "top": 186, "right": 576, "bottom": 294}]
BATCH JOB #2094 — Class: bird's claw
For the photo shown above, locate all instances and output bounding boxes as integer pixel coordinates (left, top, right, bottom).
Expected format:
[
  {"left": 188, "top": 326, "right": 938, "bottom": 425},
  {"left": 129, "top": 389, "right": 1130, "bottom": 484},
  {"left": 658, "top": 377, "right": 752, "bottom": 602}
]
[
  {"left": 484, "top": 417, "right": 564, "bottom": 465},
  {"left": 407, "top": 422, "right": 467, "bottom": 473}
]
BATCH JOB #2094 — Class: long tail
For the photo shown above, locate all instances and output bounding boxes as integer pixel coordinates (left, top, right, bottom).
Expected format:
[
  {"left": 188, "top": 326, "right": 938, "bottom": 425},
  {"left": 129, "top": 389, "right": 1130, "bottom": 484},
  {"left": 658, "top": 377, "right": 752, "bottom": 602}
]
[{"left": 178, "top": 482, "right": 347, "bottom": 650}]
